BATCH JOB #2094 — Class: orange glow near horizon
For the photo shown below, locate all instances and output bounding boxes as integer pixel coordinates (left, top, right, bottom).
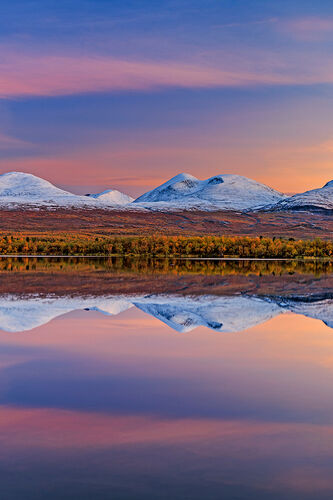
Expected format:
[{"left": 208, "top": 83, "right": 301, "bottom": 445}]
[{"left": 0, "top": 142, "right": 331, "bottom": 196}]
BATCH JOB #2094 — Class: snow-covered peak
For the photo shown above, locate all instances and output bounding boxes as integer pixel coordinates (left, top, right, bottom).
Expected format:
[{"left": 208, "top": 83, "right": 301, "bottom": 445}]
[
  {"left": 270, "top": 179, "right": 333, "bottom": 212},
  {"left": 134, "top": 173, "right": 287, "bottom": 211},
  {"left": 87, "top": 189, "right": 134, "bottom": 205},
  {"left": 0, "top": 171, "right": 95, "bottom": 207},
  {"left": 134, "top": 173, "right": 200, "bottom": 203},
  {"left": 0, "top": 171, "right": 74, "bottom": 198},
  {"left": 1, "top": 170, "right": 331, "bottom": 212},
  {"left": 159, "top": 172, "right": 199, "bottom": 186},
  {"left": 0, "top": 172, "right": 133, "bottom": 208}
]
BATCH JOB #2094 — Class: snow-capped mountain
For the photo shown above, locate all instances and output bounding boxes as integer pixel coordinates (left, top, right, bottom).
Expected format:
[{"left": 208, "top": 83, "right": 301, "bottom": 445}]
[
  {"left": 86, "top": 189, "right": 134, "bottom": 205},
  {"left": 0, "top": 293, "right": 332, "bottom": 333},
  {"left": 0, "top": 170, "right": 331, "bottom": 212},
  {"left": 0, "top": 171, "right": 91, "bottom": 207},
  {"left": 133, "top": 173, "right": 287, "bottom": 211},
  {"left": 0, "top": 172, "right": 133, "bottom": 208},
  {"left": 270, "top": 180, "right": 333, "bottom": 212}
]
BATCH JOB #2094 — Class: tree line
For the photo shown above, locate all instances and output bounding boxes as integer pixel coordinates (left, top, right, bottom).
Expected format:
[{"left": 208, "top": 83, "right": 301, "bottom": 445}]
[{"left": 0, "top": 234, "right": 332, "bottom": 258}]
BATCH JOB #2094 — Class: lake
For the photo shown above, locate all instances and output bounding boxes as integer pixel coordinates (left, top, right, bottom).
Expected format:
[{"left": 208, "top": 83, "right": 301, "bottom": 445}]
[{"left": 0, "top": 257, "right": 332, "bottom": 499}]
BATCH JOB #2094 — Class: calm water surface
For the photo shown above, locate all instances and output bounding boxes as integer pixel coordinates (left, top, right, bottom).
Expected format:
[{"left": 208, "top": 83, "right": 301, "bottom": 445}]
[{"left": 0, "top": 257, "right": 332, "bottom": 499}]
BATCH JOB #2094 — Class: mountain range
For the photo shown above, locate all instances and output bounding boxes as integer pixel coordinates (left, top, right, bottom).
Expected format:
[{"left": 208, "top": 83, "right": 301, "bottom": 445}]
[{"left": 0, "top": 171, "right": 332, "bottom": 212}]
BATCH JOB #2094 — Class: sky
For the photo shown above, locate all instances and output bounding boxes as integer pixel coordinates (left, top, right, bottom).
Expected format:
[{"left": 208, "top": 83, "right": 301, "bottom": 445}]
[{"left": 0, "top": 0, "right": 333, "bottom": 196}]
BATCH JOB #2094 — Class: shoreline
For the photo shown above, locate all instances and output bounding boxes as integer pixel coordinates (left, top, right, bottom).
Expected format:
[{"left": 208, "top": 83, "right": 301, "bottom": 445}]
[{"left": 0, "top": 255, "right": 332, "bottom": 262}]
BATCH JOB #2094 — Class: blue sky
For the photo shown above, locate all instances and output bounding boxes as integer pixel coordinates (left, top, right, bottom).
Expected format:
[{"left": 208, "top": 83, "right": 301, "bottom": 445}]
[{"left": 0, "top": 0, "right": 333, "bottom": 195}]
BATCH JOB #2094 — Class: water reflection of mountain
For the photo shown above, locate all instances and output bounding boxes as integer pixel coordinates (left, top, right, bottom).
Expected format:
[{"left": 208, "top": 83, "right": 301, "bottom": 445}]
[{"left": 0, "top": 293, "right": 332, "bottom": 333}]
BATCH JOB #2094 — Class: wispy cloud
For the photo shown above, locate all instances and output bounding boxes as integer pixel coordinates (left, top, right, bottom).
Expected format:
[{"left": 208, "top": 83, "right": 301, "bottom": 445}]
[
  {"left": 0, "top": 132, "right": 30, "bottom": 150},
  {"left": 214, "top": 17, "right": 278, "bottom": 29},
  {"left": 318, "top": 138, "right": 333, "bottom": 153},
  {"left": 0, "top": 51, "right": 290, "bottom": 98},
  {"left": 1, "top": 43, "right": 333, "bottom": 99},
  {"left": 281, "top": 16, "right": 333, "bottom": 40}
]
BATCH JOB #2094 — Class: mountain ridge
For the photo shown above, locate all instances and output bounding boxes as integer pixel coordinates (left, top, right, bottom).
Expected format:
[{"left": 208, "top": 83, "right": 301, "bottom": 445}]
[
  {"left": 268, "top": 179, "right": 333, "bottom": 212},
  {"left": 0, "top": 171, "right": 332, "bottom": 212},
  {"left": 133, "top": 173, "right": 287, "bottom": 211}
]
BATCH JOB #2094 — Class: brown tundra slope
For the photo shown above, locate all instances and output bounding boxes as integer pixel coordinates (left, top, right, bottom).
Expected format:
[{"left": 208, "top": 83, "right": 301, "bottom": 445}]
[{"left": 0, "top": 208, "right": 332, "bottom": 239}]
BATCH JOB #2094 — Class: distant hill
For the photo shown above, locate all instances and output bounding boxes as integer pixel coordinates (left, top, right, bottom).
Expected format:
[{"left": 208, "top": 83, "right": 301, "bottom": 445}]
[
  {"left": 86, "top": 189, "right": 134, "bottom": 205},
  {"left": 269, "top": 180, "right": 333, "bottom": 212}
]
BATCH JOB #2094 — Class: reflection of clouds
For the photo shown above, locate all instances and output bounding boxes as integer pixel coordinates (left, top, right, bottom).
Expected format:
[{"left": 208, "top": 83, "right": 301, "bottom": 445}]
[
  {"left": 1, "top": 405, "right": 333, "bottom": 496},
  {"left": 277, "top": 466, "right": 333, "bottom": 492},
  {"left": 0, "top": 407, "right": 279, "bottom": 449},
  {"left": 0, "top": 405, "right": 330, "bottom": 452},
  {"left": 0, "top": 305, "right": 332, "bottom": 497},
  {"left": 2, "top": 311, "right": 333, "bottom": 426}
]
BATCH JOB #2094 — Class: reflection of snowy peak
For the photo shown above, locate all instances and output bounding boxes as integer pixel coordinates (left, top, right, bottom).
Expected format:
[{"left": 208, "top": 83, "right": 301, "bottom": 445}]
[
  {"left": 134, "top": 296, "right": 281, "bottom": 333},
  {"left": 134, "top": 173, "right": 287, "bottom": 211},
  {"left": 0, "top": 172, "right": 133, "bottom": 208},
  {"left": 86, "top": 299, "right": 134, "bottom": 317},
  {"left": 276, "top": 298, "right": 333, "bottom": 329},
  {"left": 0, "top": 294, "right": 332, "bottom": 334},
  {"left": 0, "top": 296, "right": 133, "bottom": 332},
  {"left": 271, "top": 180, "right": 333, "bottom": 212}
]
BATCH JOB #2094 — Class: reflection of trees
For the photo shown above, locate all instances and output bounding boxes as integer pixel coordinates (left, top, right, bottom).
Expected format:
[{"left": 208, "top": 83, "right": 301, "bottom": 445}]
[{"left": 0, "top": 254, "right": 332, "bottom": 277}]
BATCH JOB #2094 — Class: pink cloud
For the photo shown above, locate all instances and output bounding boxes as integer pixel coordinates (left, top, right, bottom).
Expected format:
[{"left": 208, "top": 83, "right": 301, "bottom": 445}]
[
  {"left": 0, "top": 52, "right": 288, "bottom": 98},
  {"left": 1, "top": 45, "right": 332, "bottom": 98},
  {"left": 281, "top": 17, "right": 333, "bottom": 40}
]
